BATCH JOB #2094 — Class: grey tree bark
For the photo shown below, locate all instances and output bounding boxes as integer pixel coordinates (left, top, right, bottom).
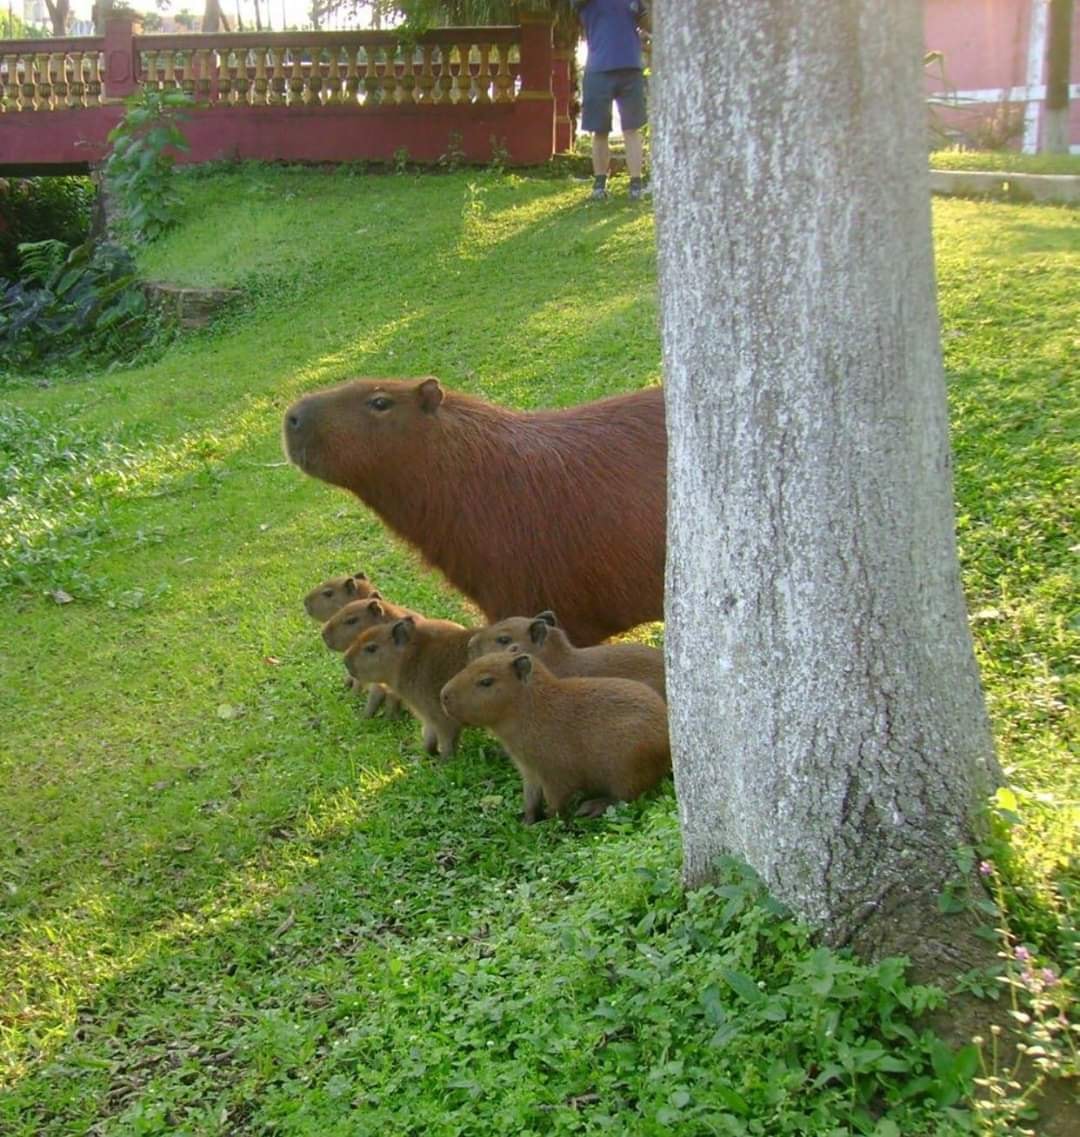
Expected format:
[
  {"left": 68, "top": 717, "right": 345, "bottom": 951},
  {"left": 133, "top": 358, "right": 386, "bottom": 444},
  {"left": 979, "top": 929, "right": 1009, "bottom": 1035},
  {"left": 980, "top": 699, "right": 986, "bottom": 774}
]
[
  {"left": 44, "top": 0, "right": 71, "bottom": 36},
  {"left": 1044, "top": 0, "right": 1074, "bottom": 153},
  {"left": 652, "top": 0, "right": 1000, "bottom": 970}
]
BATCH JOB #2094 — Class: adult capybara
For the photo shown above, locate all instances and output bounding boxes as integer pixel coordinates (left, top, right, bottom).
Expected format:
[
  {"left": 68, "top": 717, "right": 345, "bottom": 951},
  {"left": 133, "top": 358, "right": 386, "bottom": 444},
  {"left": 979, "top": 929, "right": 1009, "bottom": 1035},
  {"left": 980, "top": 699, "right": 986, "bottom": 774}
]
[
  {"left": 282, "top": 378, "right": 665, "bottom": 646},
  {"left": 344, "top": 616, "right": 473, "bottom": 759},
  {"left": 322, "top": 596, "right": 419, "bottom": 719},
  {"left": 303, "top": 571, "right": 380, "bottom": 622},
  {"left": 440, "top": 652, "right": 670, "bottom": 824},
  {"left": 468, "top": 610, "right": 666, "bottom": 699}
]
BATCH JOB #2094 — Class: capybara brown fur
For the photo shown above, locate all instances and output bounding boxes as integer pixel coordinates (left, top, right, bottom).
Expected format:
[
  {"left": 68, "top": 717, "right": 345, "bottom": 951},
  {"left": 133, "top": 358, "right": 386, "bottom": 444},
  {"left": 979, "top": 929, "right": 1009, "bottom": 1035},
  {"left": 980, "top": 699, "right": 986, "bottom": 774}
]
[
  {"left": 468, "top": 610, "right": 666, "bottom": 699},
  {"left": 321, "top": 596, "right": 416, "bottom": 653},
  {"left": 344, "top": 616, "right": 472, "bottom": 759},
  {"left": 440, "top": 652, "right": 670, "bottom": 824},
  {"left": 322, "top": 596, "right": 418, "bottom": 719},
  {"left": 304, "top": 571, "right": 392, "bottom": 713},
  {"left": 283, "top": 378, "right": 665, "bottom": 646},
  {"left": 304, "top": 571, "right": 380, "bottom": 622}
]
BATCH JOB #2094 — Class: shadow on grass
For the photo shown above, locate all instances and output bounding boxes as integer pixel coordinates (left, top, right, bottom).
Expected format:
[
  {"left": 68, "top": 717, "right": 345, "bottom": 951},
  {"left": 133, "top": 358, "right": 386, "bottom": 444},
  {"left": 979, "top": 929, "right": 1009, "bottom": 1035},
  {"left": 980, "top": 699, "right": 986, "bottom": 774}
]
[
  {"left": 1, "top": 176, "right": 666, "bottom": 1131},
  {"left": 2, "top": 682, "right": 678, "bottom": 1133}
]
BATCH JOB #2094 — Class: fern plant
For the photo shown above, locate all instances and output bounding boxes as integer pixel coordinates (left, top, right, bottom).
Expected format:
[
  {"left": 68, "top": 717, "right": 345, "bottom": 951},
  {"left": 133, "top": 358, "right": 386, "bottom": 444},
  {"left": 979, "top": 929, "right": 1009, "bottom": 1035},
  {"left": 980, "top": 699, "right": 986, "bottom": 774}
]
[{"left": 0, "top": 240, "right": 153, "bottom": 371}]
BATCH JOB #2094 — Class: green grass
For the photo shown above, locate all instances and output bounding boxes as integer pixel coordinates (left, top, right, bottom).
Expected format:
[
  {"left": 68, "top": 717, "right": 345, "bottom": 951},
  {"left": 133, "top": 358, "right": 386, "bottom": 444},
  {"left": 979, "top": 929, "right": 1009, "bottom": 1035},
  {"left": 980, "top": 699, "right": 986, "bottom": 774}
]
[
  {"left": 929, "top": 149, "right": 1080, "bottom": 176},
  {"left": 1, "top": 168, "right": 1077, "bottom": 1135}
]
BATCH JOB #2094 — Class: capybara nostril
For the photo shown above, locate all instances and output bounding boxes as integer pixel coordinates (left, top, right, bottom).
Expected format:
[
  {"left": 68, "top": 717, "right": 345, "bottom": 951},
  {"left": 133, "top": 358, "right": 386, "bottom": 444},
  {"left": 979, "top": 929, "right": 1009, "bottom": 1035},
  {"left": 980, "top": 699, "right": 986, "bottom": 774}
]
[{"left": 287, "top": 411, "right": 302, "bottom": 430}]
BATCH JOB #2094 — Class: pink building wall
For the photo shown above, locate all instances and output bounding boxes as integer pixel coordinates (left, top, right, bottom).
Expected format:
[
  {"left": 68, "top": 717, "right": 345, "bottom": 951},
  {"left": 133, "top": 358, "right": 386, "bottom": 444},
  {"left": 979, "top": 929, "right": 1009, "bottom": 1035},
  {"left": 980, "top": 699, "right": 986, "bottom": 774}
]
[{"left": 925, "top": 0, "right": 1080, "bottom": 152}]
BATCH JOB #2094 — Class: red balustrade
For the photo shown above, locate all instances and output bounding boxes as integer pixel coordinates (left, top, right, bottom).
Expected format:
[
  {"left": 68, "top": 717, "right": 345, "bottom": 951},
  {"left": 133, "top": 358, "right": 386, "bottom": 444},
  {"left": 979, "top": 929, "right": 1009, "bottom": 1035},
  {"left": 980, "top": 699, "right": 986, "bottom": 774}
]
[{"left": 0, "top": 14, "right": 556, "bottom": 171}]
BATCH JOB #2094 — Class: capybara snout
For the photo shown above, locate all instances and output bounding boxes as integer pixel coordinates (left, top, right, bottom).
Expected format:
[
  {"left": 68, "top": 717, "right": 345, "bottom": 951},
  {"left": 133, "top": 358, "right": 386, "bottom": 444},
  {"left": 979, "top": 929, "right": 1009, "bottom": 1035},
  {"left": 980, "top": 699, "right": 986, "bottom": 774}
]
[{"left": 282, "top": 394, "right": 320, "bottom": 474}]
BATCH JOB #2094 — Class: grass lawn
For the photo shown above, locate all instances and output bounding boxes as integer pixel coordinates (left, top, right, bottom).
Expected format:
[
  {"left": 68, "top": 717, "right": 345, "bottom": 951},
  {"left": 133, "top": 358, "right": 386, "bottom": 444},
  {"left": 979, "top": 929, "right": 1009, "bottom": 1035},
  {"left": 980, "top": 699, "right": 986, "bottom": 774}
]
[
  {"left": 0, "top": 167, "right": 1077, "bottom": 1135},
  {"left": 929, "top": 150, "right": 1080, "bottom": 176}
]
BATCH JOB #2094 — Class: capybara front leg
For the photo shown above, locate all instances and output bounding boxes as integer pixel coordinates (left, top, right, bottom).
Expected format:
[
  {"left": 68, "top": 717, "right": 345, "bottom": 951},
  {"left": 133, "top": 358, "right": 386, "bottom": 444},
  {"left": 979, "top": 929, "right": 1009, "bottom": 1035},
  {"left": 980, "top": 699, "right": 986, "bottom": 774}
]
[
  {"left": 363, "top": 684, "right": 386, "bottom": 718},
  {"left": 521, "top": 779, "right": 545, "bottom": 825},
  {"left": 437, "top": 723, "right": 461, "bottom": 760},
  {"left": 576, "top": 797, "right": 615, "bottom": 819}
]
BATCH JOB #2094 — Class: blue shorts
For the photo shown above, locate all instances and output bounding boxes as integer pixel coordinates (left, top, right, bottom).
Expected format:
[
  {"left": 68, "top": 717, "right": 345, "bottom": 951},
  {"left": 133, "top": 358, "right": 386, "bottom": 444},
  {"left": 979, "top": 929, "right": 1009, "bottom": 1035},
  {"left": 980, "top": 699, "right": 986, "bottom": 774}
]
[{"left": 581, "top": 67, "right": 647, "bottom": 134}]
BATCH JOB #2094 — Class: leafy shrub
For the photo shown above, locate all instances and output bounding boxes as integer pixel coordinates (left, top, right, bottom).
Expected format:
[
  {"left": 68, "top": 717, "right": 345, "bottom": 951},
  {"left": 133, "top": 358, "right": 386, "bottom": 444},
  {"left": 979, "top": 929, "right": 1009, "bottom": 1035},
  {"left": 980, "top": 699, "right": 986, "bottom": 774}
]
[
  {"left": 0, "top": 175, "right": 95, "bottom": 278},
  {"left": 438, "top": 130, "right": 467, "bottom": 172},
  {"left": 0, "top": 239, "right": 153, "bottom": 372},
  {"left": 104, "top": 89, "right": 192, "bottom": 243}
]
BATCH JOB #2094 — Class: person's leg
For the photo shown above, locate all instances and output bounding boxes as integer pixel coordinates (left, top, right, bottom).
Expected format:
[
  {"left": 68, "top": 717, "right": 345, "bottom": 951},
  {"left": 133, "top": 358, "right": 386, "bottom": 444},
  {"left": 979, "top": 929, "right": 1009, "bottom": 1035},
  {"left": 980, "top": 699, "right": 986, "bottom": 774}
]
[
  {"left": 592, "top": 132, "right": 611, "bottom": 177},
  {"left": 615, "top": 70, "right": 650, "bottom": 199},
  {"left": 581, "top": 69, "right": 615, "bottom": 200},
  {"left": 623, "top": 129, "right": 643, "bottom": 179}
]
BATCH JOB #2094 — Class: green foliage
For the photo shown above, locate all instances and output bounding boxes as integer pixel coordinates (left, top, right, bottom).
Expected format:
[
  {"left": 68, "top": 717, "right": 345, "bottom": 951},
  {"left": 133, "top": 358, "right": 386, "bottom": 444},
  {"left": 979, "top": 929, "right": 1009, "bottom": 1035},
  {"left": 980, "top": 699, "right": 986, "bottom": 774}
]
[
  {"left": 14, "top": 238, "right": 69, "bottom": 285},
  {"left": 0, "top": 406, "right": 127, "bottom": 599},
  {"left": 0, "top": 10, "right": 43, "bottom": 37},
  {"left": 488, "top": 134, "right": 511, "bottom": 174},
  {"left": 929, "top": 149, "right": 1080, "bottom": 176},
  {"left": 103, "top": 89, "right": 192, "bottom": 243},
  {"left": 0, "top": 175, "right": 95, "bottom": 279},
  {"left": 438, "top": 130, "right": 467, "bottom": 173},
  {"left": 0, "top": 170, "right": 1075, "bottom": 1135},
  {"left": 0, "top": 240, "right": 155, "bottom": 375}
]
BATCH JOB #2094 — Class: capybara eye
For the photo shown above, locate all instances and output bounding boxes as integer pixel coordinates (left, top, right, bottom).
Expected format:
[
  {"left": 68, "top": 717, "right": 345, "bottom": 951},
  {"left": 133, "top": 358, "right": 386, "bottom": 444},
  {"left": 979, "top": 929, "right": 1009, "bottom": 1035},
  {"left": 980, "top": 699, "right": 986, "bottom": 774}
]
[
  {"left": 346, "top": 616, "right": 359, "bottom": 625},
  {"left": 364, "top": 643, "right": 378, "bottom": 654},
  {"left": 322, "top": 589, "right": 334, "bottom": 598},
  {"left": 496, "top": 635, "right": 512, "bottom": 645},
  {"left": 368, "top": 395, "right": 392, "bottom": 412},
  {"left": 478, "top": 676, "right": 495, "bottom": 688}
]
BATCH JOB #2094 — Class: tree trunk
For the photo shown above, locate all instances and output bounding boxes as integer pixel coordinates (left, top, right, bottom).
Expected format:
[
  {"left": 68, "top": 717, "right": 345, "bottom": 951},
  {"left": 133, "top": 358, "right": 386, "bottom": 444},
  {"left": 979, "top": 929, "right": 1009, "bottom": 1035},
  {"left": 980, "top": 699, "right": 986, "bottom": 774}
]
[
  {"left": 202, "top": 0, "right": 224, "bottom": 33},
  {"left": 653, "top": 0, "right": 1000, "bottom": 973},
  {"left": 1044, "top": 0, "right": 1074, "bottom": 153},
  {"left": 44, "top": 0, "right": 70, "bottom": 35}
]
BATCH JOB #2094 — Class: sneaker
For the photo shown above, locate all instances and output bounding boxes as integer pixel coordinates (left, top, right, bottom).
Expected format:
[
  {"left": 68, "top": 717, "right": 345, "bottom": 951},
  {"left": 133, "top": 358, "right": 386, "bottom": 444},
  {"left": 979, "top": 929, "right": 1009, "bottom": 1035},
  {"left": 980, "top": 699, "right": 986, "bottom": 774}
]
[
  {"left": 628, "top": 181, "right": 652, "bottom": 202},
  {"left": 589, "top": 185, "right": 610, "bottom": 202}
]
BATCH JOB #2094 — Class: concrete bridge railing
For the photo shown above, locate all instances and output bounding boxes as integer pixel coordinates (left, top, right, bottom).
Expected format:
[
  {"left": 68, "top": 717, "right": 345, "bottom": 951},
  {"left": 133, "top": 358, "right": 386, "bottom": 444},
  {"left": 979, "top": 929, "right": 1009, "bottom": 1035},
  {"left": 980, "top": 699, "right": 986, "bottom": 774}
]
[{"left": 0, "top": 14, "right": 573, "bottom": 172}]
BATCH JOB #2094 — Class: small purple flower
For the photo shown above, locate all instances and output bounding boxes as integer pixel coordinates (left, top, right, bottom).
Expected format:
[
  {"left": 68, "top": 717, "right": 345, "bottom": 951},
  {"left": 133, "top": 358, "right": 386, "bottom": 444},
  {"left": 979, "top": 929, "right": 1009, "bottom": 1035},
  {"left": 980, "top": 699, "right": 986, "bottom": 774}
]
[
  {"left": 1014, "top": 946, "right": 1032, "bottom": 962},
  {"left": 979, "top": 860, "right": 993, "bottom": 877},
  {"left": 1041, "top": 968, "right": 1057, "bottom": 987}
]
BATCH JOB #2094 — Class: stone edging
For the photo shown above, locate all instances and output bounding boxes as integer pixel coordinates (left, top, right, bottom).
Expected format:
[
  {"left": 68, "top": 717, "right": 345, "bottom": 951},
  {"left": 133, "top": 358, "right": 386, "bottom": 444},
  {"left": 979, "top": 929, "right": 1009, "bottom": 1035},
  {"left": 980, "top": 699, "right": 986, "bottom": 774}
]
[
  {"left": 929, "top": 169, "right": 1080, "bottom": 205},
  {"left": 143, "top": 282, "right": 242, "bottom": 330}
]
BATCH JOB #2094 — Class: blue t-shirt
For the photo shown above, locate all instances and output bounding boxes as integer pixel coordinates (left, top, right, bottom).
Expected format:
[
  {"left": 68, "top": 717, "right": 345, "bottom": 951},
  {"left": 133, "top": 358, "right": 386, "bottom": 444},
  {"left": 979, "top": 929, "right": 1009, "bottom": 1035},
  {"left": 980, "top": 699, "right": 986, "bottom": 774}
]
[{"left": 578, "top": 0, "right": 645, "bottom": 73}]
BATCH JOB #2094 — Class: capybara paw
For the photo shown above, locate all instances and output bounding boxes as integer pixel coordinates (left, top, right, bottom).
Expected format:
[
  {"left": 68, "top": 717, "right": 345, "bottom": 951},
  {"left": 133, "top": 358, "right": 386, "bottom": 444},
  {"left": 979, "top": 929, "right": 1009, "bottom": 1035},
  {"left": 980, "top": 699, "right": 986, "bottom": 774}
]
[{"left": 576, "top": 797, "right": 614, "bottom": 819}]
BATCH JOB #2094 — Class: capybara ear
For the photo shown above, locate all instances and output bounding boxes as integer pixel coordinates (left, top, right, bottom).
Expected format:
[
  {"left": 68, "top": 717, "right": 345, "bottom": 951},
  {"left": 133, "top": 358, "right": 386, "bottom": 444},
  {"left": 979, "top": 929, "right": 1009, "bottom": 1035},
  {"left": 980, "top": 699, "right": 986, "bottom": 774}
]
[
  {"left": 534, "top": 610, "right": 558, "bottom": 627},
  {"left": 367, "top": 599, "right": 385, "bottom": 616},
  {"left": 528, "top": 618, "right": 550, "bottom": 646},
  {"left": 417, "top": 378, "right": 444, "bottom": 413},
  {"left": 512, "top": 654, "right": 533, "bottom": 683},
  {"left": 345, "top": 577, "right": 358, "bottom": 596},
  {"left": 391, "top": 617, "right": 415, "bottom": 646},
  {"left": 369, "top": 589, "right": 382, "bottom": 600},
  {"left": 354, "top": 571, "right": 368, "bottom": 581}
]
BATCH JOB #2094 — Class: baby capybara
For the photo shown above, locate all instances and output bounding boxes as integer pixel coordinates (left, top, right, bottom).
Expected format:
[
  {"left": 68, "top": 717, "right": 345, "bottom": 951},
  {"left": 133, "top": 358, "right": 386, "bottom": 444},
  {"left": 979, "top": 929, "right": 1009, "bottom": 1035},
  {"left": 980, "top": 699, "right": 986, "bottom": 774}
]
[
  {"left": 468, "top": 610, "right": 666, "bottom": 699},
  {"left": 304, "top": 571, "right": 394, "bottom": 713},
  {"left": 344, "top": 616, "right": 472, "bottom": 759},
  {"left": 321, "top": 596, "right": 416, "bottom": 653},
  {"left": 322, "top": 596, "right": 419, "bottom": 719},
  {"left": 440, "top": 652, "right": 670, "bottom": 824},
  {"left": 282, "top": 378, "right": 665, "bottom": 646},
  {"left": 304, "top": 571, "right": 380, "bottom": 622}
]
